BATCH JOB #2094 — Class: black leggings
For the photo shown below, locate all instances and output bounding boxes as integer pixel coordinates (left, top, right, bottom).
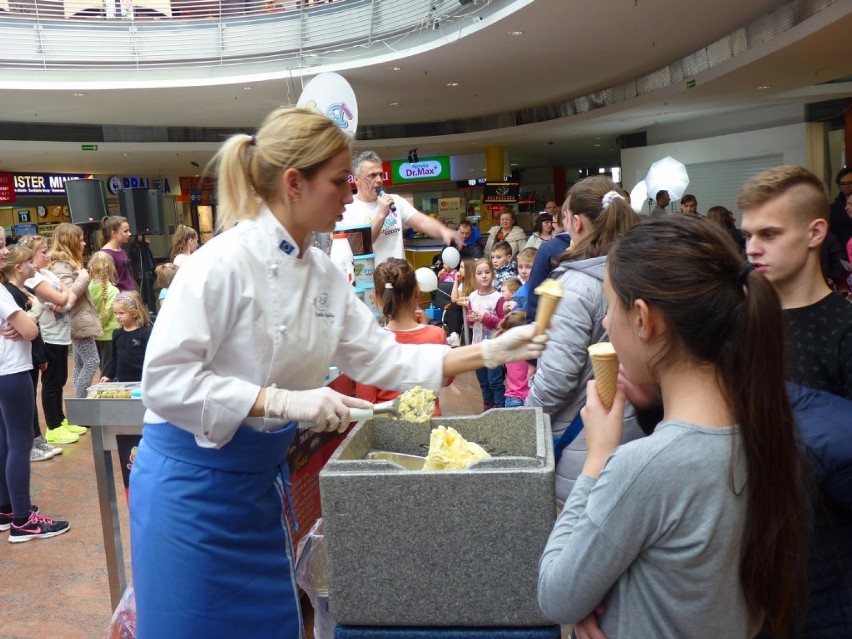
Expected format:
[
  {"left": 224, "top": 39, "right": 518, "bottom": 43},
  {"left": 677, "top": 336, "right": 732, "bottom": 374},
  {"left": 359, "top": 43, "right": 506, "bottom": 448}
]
[
  {"left": 29, "top": 367, "right": 40, "bottom": 439},
  {"left": 0, "top": 372, "right": 35, "bottom": 517},
  {"left": 41, "top": 342, "right": 68, "bottom": 430}
]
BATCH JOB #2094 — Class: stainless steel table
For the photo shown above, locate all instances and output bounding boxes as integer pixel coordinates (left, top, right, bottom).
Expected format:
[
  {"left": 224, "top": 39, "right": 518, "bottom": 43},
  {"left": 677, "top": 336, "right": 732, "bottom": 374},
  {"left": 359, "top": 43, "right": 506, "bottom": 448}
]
[{"left": 65, "top": 398, "right": 145, "bottom": 610}]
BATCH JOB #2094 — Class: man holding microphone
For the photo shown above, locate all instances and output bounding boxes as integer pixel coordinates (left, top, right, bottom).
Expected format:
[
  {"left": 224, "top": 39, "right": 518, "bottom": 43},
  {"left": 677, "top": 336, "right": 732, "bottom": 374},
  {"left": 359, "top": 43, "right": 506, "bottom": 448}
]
[{"left": 341, "top": 151, "right": 460, "bottom": 264}]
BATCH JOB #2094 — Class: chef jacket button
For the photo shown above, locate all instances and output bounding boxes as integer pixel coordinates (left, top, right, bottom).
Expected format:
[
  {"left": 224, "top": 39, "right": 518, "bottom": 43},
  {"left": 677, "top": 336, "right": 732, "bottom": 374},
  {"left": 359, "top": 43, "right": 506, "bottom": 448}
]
[
  {"left": 269, "top": 263, "right": 279, "bottom": 273},
  {"left": 278, "top": 324, "right": 287, "bottom": 333}
]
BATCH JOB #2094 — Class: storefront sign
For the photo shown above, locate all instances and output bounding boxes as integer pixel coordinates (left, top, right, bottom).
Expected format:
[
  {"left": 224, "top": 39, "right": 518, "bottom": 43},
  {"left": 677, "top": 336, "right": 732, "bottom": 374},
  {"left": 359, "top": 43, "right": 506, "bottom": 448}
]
[
  {"left": 13, "top": 173, "right": 88, "bottom": 196},
  {"left": 390, "top": 157, "right": 450, "bottom": 184},
  {"left": 438, "top": 197, "right": 463, "bottom": 215},
  {"left": 14, "top": 224, "right": 37, "bottom": 236},
  {"left": 0, "top": 172, "right": 15, "bottom": 204},
  {"left": 483, "top": 181, "right": 520, "bottom": 203},
  {"left": 108, "top": 176, "right": 171, "bottom": 195}
]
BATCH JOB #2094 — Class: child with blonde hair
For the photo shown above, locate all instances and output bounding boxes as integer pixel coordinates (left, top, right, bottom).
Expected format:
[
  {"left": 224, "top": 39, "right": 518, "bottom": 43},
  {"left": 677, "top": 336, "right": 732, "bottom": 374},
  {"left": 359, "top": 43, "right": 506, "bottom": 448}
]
[
  {"left": 155, "top": 262, "right": 178, "bottom": 307},
  {"left": 100, "top": 290, "right": 152, "bottom": 383},
  {"left": 88, "top": 251, "right": 119, "bottom": 380},
  {"left": 467, "top": 257, "right": 506, "bottom": 409},
  {"left": 50, "top": 222, "right": 101, "bottom": 399}
]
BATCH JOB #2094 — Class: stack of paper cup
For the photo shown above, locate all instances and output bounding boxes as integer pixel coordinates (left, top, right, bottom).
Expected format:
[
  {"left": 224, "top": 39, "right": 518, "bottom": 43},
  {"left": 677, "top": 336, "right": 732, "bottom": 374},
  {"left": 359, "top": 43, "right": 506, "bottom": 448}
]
[
  {"left": 587, "top": 342, "right": 619, "bottom": 410},
  {"left": 533, "top": 278, "right": 564, "bottom": 335}
]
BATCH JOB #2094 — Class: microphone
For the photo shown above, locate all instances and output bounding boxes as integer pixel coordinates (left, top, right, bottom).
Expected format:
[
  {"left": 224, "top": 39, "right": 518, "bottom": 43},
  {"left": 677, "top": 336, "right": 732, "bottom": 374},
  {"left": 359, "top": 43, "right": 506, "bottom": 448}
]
[{"left": 376, "top": 186, "right": 397, "bottom": 213}]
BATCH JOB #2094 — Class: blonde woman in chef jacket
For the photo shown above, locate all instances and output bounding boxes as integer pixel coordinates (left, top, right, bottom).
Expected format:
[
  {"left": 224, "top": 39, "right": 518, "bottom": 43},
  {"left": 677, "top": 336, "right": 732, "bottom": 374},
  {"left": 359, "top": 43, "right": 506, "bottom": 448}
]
[{"left": 132, "top": 106, "right": 547, "bottom": 639}]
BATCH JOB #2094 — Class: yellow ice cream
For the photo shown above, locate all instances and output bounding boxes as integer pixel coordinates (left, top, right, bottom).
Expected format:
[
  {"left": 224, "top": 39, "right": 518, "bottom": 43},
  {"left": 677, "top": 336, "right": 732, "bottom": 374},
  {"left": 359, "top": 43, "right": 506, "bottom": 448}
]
[
  {"left": 395, "top": 386, "right": 436, "bottom": 422},
  {"left": 533, "top": 278, "right": 564, "bottom": 298},
  {"left": 422, "top": 426, "right": 491, "bottom": 471},
  {"left": 533, "top": 278, "right": 564, "bottom": 335}
]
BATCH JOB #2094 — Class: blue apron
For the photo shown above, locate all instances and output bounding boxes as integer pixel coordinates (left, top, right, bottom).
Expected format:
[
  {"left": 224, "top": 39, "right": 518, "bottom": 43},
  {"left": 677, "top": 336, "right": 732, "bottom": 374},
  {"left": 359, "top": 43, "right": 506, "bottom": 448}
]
[{"left": 130, "top": 421, "right": 302, "bottom": 639}]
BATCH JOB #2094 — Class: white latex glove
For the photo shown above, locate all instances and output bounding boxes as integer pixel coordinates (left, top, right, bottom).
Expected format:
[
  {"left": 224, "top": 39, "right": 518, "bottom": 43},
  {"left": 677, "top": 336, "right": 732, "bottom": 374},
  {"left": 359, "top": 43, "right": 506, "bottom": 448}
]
[
  {"left": 481, "top": 323, "right": 547, "bottom": 369},
  {"left": 263, "top": 387, "right": 373, "bottom": 433}
]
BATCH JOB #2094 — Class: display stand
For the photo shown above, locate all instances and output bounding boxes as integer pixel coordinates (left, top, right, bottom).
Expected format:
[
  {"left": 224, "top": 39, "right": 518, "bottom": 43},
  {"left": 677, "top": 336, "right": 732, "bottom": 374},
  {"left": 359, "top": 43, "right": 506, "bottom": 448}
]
[{"left": 65, "top": 398, "right": 145, "bottom": 610}]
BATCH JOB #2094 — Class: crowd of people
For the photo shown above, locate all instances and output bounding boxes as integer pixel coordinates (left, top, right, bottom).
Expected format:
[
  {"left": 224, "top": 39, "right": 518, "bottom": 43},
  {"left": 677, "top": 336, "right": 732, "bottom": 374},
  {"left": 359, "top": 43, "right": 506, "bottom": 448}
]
[{"left": 0, "top": 103, "right": 850, "bottom": 638}]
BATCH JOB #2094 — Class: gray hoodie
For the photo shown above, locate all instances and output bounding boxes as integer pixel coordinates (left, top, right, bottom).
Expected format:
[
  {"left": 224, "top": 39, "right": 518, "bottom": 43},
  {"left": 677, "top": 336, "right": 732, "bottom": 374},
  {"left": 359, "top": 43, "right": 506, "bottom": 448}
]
[{"left": 525, "top": 255, "right": 642, "bottom": 506}]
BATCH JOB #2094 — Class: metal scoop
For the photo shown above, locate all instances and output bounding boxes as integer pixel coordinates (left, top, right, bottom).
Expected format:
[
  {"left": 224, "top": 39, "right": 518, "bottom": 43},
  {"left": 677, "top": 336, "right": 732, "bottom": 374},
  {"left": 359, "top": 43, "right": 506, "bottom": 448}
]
[
  {"left": 349, "top": 398, "right": 400, "bottom": 423},
  {"left": 366, "top": 450, "right": 426, "bottom": 471}
]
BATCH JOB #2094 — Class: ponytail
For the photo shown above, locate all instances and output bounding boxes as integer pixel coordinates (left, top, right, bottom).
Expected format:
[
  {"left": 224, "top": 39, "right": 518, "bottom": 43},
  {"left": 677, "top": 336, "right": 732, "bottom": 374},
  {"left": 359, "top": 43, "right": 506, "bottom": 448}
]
[
  {"left": 373, "top": 258, "right": 418, "bottom": 322},
  {"left": 559, "top": 176, "right": 639, "bottom": 263},
  {"left": 725, "top": 268, "right": 809, "bottom": 636}
]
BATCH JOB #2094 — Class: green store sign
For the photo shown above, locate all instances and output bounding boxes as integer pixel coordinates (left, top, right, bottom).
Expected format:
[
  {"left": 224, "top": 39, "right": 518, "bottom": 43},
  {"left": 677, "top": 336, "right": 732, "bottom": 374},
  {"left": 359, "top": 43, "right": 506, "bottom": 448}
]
[{"left": 390, "top": 156, "right": 450, "bottom": 184}]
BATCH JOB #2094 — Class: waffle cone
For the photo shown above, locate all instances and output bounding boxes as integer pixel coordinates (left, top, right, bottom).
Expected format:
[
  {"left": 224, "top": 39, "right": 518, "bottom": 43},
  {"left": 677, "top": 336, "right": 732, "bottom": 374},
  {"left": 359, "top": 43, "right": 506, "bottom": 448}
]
[
  {"left": 587, "top": 343, "right": 619, "bottom": 410},
  {"left": 535, "top": 294, "right": 560, "bottom": 335}
]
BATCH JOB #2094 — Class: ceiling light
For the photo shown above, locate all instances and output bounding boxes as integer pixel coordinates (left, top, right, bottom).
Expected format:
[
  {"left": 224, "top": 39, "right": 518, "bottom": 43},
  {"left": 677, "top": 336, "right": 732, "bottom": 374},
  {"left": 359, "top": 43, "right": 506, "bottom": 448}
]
[
  {"left": 446, "top": 82, "right": 459, "bottom": 87},
  {"left": 122, "top": 153, "right": 128, "bottom": 156},
  {"left": 390, "top": 66, "right": 402, "bottom": 71},
  {"left": 72, "top": 92, "right": 87, "bottom": 97},
  {"left": 756, "top": 85, "right": 771, "bottom": 90},
  {"left": 242, "top": 86, "right": 254, "bottom": 91},
  {"left": 506, "top": 30, "right": 523, "bottom": 36},
  {"left": 387, "top": 101, "right": 400, "bottom": 107},
  {"left": 594, "top": 144, "right": 601, "bottom": 147}
]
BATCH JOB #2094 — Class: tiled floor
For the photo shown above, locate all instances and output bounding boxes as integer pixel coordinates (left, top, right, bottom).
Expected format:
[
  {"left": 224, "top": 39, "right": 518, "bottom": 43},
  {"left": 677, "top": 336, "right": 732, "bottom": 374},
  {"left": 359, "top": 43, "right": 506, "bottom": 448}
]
[{"left": 1, "top": 366, "right": 487, "bottom": 639}]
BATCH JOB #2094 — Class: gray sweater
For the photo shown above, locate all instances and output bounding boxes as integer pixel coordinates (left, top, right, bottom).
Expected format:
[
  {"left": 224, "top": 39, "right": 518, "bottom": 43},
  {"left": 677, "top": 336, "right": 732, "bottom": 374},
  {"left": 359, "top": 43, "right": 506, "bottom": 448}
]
[{"left": 538, "top": 421, "right": 758, "bottom": 638}]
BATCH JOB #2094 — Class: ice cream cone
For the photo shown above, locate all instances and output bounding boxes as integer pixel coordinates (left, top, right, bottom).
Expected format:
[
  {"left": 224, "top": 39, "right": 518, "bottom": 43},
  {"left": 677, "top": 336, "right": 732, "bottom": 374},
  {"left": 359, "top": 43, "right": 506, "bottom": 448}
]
[
  {"left": 534, "top": 278, "right": 564, "bottom": 335},
  {"left": 587, "top": 342, "right": 619, "bottom": 410}
]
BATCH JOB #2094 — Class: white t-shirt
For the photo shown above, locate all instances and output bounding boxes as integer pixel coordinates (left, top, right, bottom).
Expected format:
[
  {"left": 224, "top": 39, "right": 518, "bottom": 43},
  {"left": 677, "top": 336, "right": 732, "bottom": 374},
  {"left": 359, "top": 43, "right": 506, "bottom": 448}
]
[
  {"left": 0, "top": 286, "right": 33, "bottom": 376},
  {"left": 25, "top": 269, "right": 72, "bottom": 345},
  {"left": 340, "top": 194, "right": 417, "bottom": 265}
]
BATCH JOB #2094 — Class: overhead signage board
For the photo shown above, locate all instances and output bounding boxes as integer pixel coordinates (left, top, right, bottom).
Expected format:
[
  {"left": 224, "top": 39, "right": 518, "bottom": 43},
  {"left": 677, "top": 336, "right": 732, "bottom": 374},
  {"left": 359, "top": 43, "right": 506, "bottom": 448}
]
[
  {"left": 13, "top": 172, "right": 88, "bottom": 196},
  {"left": 0, "top": 172, "right": 15, "bottom": 203},
  {"left": 390, "top": 157, "right": 450, "bottom": 184},
  {"left": 483, "top": 181, "right": 520, "bottom": 203}
]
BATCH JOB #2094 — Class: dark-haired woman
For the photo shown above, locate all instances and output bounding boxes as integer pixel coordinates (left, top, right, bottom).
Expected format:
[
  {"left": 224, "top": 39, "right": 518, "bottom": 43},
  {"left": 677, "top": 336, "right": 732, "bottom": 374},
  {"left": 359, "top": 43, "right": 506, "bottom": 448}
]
[
  {"left": 538, "top": 215, "right": 809, "bottom": 639},
  {"left": 99, "top": 215, "right": 135, "bottom": 291},
  {"left": 525, "top": 176, "right": 644, "bottom": 506},
  {"left": 524, "top": 213, "right": 554, "bottom": 249},
  {"left": 354, "top": 258, "right": 453, "bottom": 416}
]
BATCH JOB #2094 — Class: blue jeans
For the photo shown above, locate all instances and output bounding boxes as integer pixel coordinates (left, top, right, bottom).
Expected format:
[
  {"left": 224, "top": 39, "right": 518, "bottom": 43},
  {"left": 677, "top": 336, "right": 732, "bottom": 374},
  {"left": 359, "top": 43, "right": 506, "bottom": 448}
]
[
  {"left": 475, "top": 366, "right": 505, "bottom": 407},
  {"left": 504, "top": 396, "right": 525, "bottom": 408}
]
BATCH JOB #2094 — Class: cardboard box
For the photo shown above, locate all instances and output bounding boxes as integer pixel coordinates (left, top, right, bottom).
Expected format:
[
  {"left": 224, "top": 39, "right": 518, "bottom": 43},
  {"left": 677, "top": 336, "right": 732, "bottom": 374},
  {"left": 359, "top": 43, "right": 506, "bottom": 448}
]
[{"left": 319, "top": 408, "right": 555, "bottom": 627}]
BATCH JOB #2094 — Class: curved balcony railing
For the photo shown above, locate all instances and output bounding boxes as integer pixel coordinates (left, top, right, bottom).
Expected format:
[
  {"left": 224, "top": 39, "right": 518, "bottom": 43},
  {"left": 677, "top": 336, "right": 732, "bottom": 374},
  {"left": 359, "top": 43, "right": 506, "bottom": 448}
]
[{"left": 0, "top": 0, "right": 487, "bottom": 72}]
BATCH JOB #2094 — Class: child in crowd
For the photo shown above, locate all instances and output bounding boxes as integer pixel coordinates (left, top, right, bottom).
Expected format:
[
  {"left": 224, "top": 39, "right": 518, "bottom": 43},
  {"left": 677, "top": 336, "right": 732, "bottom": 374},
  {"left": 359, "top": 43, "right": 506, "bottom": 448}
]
[
  {"left": 170, "top": 225, "right": 199, "bottom": 268},
  {"left": 354, "top": 259, "right": 453, "bottom": 416},
  {"left": 50, "top": 223, "right": 101, "bottom": 399},
  {"left": 501, "top": 277, "right": 522, "bottom": 312},
  {"left": 100, "top": 290, "right": 152, "bottom": 383},
  {"left": 451, "top": 258, "right": 477, "bottom": 305},
  {"left": 538, "top": 215, "right": 809, "bottom": 639},
  {"left": 490, "top": 241, "right": 517, "bottom": 291},
  {"left": 88, "top": 251, "right": 119, "bottom": 381},
  {"left": 513, "top": 247, "right": 537, "bottom": 310},
  {"left": 155, "top": 262, "right": 178, "bottom": 308},
  {"left": 1, "top": 245, "right": 60, "bottom": 462},
  {"left": 20, "top": 234, "right": 83, "bottom": 446},
  {"left": 498, "top": 310, "right": 529, "bottom": 408},
  {"left": 467, "top": 258, "right": 506, "bottom": 409},
  {"left": 0, "top": 229, "right": 70, "bottom": 542}
]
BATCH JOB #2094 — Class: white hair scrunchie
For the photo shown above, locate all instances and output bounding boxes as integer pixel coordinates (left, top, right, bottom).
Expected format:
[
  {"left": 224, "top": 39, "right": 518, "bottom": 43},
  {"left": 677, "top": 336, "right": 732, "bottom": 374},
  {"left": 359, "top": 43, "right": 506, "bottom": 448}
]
[{"left": 601, "top": 190, "right": 624, "bottom": 209}]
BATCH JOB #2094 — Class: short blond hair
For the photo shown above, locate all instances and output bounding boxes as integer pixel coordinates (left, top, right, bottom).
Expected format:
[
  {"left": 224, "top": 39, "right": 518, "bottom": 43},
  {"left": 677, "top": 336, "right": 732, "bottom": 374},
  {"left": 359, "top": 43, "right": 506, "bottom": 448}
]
[{"left": 736, "top": 166, "right": 828, "bottom": 223}]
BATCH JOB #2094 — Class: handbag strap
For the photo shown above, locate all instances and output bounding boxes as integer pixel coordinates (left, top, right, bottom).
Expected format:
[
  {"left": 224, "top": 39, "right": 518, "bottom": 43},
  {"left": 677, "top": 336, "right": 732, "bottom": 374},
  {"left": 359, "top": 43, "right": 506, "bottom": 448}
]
[{"left": 553, "top": 411, "right": 584, "bottom": 464}]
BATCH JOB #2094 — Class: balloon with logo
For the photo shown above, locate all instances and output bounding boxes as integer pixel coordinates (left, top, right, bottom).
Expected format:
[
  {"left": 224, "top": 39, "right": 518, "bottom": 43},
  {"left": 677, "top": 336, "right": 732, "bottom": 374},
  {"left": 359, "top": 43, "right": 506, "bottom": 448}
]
[{"left": 297, "top": 72, "right": 358, "bottom": 136}]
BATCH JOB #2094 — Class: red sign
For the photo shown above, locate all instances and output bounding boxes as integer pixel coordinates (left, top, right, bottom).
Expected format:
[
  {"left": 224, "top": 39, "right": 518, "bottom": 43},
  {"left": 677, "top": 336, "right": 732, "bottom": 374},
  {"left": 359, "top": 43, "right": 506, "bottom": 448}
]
[{"left": 0, "top": 172, "right": 16, "bottom": 204}]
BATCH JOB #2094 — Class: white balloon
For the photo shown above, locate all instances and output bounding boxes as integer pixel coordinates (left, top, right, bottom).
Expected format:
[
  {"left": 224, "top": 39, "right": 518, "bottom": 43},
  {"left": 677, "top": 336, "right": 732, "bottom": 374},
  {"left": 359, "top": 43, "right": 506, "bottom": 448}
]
[
  {"left": 415, "top": 267, "right": 438, "bottom": 293},
  {"left": 441, "top": 246, "right": 461, "bottom": 269},
  {"left": 297, "top": 72, "right": 359, "bottom": 135}
]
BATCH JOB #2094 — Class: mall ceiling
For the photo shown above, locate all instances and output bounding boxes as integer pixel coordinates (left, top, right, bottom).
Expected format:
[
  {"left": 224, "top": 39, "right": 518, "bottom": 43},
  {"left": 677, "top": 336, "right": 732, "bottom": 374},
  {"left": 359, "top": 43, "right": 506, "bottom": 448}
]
[{"left": 0, "top": 0, "right": 851, "bottom": 178}]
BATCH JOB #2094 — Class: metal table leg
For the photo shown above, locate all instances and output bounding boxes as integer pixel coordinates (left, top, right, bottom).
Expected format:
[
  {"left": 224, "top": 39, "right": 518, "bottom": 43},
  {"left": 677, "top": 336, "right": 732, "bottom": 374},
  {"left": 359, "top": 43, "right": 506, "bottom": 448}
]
[{"left": 91, "top": 430, "right": 126, "bottom": 610}]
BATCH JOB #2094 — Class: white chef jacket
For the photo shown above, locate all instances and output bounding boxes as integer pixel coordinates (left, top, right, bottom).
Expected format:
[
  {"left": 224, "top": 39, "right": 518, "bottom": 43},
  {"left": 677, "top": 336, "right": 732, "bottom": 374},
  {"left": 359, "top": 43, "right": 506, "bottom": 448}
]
[
  {"left": 142, "top": 206, "right": 448, "bottom": 448},
  {"left": 340, "top": 194, "right": 416, "bottom": 265}
]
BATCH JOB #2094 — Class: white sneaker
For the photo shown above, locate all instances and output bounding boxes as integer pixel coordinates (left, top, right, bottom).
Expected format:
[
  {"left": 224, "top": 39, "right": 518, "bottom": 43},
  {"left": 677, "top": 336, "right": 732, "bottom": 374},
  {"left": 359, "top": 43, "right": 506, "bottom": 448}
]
[
  {"left": 447, "top": 332, "right": 461, "bottom": 348},
  {"left": 33, "top": 436, "right": 61, "bottom": 459},
  {"left": 31, "top": 446, "right": 55, "bottom": 462}
]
